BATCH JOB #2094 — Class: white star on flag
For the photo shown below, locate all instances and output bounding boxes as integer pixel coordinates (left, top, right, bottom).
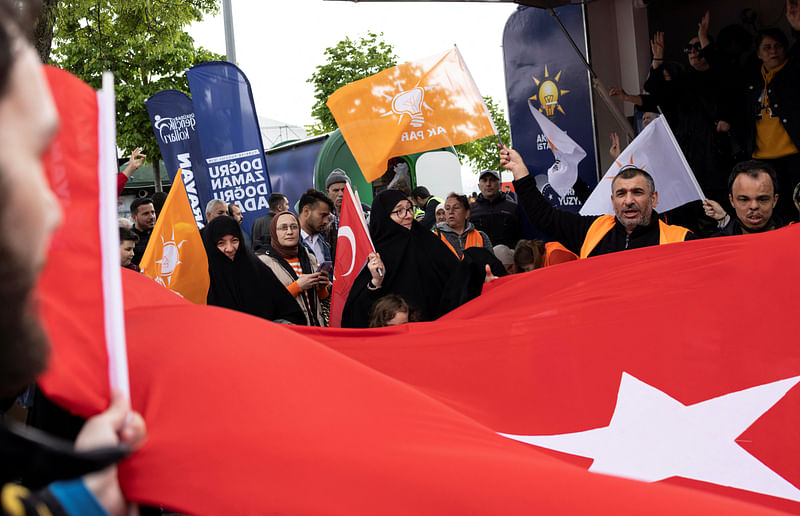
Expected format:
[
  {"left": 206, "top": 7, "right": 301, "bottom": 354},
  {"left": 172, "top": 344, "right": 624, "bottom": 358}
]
[{"left": 500, "top": 372, "right": 800, "bottom": 502}]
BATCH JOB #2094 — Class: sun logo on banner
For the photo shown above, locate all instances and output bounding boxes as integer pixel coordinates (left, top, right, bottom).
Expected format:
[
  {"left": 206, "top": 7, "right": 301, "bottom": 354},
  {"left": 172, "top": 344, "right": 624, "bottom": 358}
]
[
  {"left": 605, "top": 156, "right": 649, "bottom": 182},
  {"left": 380, "top": 82, "right": 433, "bottom": 127},
  {"left": 154, "top": 227, "right": 187, "bottom": 288},
  {"left": 530, "top": 65, "right": 570, "bottom": 117}
]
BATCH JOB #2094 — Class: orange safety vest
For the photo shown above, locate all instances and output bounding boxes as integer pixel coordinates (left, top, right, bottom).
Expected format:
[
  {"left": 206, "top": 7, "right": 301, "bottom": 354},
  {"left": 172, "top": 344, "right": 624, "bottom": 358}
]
[
  {"left": 437, "top": 229, "right": 484, "bottom": 259},
  {"left": 579, "top": 215, "right": 689, "bottom": 259},
  {"left": 543, "top": 241, "right": 578, "bottom": 266}
]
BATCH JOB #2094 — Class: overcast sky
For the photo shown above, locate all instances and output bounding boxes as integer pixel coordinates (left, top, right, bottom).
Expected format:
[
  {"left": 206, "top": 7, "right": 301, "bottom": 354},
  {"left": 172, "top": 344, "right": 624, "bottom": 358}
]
[{"left": 188, "top": 0, "right": 518, "bottom": 129}]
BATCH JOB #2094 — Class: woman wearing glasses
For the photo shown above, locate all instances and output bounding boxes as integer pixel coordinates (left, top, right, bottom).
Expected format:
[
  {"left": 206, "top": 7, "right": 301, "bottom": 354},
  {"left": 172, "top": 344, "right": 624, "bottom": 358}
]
[
  {"left": 204, "top": 215, "right": 306, "bottom": 325},
  {"left": 341, "top": 188, "right": 461, "bottom": 328},
  {"left": 258, "top": 211, "right": 330, "bottom": 326}
]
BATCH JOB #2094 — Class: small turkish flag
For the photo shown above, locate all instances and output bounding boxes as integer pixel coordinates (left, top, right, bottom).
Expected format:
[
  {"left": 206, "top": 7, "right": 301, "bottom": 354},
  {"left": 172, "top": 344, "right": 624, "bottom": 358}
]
[
  {"left": 328, "top": 183, "right": 374, "bottom": 328},
  {"left": 36, "top": 66, "right": 128, "bottom": 414}
]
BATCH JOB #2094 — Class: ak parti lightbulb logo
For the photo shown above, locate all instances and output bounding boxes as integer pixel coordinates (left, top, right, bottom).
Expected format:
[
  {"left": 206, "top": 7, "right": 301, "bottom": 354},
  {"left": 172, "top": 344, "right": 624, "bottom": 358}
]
[
  {"left": 381, "top": 82, "right": 433, "bottom": 127},
  {"left": 530, "top": 65, "right": 570, "bottom": 118}
]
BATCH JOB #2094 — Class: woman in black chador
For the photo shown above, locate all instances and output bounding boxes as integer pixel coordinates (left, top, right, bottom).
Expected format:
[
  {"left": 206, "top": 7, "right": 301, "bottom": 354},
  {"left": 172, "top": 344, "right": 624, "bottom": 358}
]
[{"left": 203, "top": 215, "right": 305, "bottom": 325}]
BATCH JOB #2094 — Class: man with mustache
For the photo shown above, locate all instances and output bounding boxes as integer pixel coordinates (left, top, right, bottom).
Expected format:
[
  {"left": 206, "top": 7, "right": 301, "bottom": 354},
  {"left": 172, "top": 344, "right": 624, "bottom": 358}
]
[{"left": 499, "top": 146, "right": 695, "bottom": 259}]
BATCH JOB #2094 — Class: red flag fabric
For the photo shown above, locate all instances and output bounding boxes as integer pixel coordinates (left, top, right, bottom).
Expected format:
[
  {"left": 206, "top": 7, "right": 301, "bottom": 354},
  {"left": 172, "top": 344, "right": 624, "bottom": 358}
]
[
  {"left": 39, "top": 225, "right": 800, "bottom": 514},
  {"left": 102, "top": 270, "right": 786, "bottom": 515},
  {"left": 35, "top": 66, "right": 123, "bottom": 417},
  {"left": 328, "top": 183, "right": 374, "bottom": 327},
  {"left": 296, "top": 225, "right": 800, "bottom": 513}
]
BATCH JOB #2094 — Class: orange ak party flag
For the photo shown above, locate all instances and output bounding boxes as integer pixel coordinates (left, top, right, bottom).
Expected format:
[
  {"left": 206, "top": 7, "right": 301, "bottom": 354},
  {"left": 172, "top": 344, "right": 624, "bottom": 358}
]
[
  {"left": 140, "top": 170, "right": 209, "bottom": 304},
  {"left": 327, "top": 47, "right": 496, "bottom": 182}
]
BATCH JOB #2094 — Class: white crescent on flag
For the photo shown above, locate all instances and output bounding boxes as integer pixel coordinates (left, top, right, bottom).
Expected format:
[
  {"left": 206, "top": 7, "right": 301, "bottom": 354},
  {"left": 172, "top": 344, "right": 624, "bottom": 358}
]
[{"left": 337, "top": 225, "right": 357, "bottom": 277}]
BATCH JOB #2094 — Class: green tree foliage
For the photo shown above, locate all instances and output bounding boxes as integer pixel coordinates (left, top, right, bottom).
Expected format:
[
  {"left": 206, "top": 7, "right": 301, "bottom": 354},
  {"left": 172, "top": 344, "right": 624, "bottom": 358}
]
[
  {"left": 47, "top": 0, "right": 223, "bottom": 168},
  {"left": 307, "top": 31, "right": 397, "bottom": 135},
  {"left": 454, "top": 95, "right": 511, "bottom": 173}
]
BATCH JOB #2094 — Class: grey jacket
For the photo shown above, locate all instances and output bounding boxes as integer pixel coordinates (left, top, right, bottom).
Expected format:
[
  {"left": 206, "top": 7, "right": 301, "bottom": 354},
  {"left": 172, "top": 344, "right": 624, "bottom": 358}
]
[{"left": 434, "top": 221, "right": 493, "bottom": 259}]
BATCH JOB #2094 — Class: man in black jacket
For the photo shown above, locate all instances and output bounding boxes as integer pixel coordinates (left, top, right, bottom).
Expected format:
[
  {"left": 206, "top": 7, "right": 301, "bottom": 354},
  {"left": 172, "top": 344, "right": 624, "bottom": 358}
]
[
  {"left": 499, "top": 146, "right": 695, "bottom": 258},
  {"left": 468, "top": 170, "right": 521, "bottom": 248}
]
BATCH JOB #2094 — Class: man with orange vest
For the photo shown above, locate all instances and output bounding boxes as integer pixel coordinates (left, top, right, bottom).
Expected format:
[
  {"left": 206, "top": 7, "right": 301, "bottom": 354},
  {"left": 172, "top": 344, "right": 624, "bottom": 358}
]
[{"left": 499, "top": 145, "right": 696, "bottom": 258}]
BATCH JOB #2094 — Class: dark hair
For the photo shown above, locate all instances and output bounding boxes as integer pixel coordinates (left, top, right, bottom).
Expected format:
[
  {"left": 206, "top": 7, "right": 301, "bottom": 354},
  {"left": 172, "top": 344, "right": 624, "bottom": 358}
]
[
  {"left": 445, "top": 192, "right": 470, "bottom": 211},
  {"left": 728, "top": 160, "right": 778, "bottom": 195},
  {"left": 268, "top": 192, "right": 287, "bottom": 211},
  {"left": 513, "top": 239, "right": 546, "bottom": 270},
  {"left": 411, "top": 186, "right": 430, "bottom": 199},
  {"left": 755, "top": 28, "right": 789, "bottom": 53},
  {"left": 611, "top": 167, "right": 655, "bottom": 194},
  {"left": 227, "top": 203, "right": 241, "bottom": 217},
  {"left": 119, "top": 227, "right": 139, "bottom": 243},
  {"left": 0, "top": 0, "right": 39, "bottom": 98},
  {"left": 298, "top": 189, "right": 333, "bottom": 213},
  {"left": 151, "top": 191, "right": 168, "bottom": 215},
  {"left": 368, "top": 294, "right": 419, "bottom": 328},
  {"left": 130, "top": 197, "right": 154, "bottom": 216},
  {"left": 717, "top": 24, "right": 752, "bottom": 55}
]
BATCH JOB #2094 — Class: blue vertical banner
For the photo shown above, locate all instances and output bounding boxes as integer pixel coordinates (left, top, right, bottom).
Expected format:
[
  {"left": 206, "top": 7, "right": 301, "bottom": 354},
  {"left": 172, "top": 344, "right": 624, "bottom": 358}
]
[
  {"left": 186, "top": 61, "right": 272, "bottom": 233},
  {"left": 503, "top": 5, "right": 598, "bottom": 213},
  {"left": 145, "top": 90, "right": 210, "bottom": 228}
]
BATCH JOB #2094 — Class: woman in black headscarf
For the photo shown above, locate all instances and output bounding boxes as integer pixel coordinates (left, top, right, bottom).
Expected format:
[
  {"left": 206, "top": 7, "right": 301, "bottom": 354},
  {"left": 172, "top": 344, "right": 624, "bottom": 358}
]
[
  {"left": 203, "top": 216, "right": 305, "bottom": 324},
  {"left": 341, "top": 189, "right": 473, "bottom": 328}
]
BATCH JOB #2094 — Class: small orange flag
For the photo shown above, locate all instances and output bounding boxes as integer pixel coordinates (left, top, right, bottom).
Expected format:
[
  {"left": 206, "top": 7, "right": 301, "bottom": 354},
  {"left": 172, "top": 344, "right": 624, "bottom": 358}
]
[
  {"left": 327, "top": 47, "right": 496, "bottom": 182},
  {"left": 140, "top": 170, "right": 209, "bottom": 304}
]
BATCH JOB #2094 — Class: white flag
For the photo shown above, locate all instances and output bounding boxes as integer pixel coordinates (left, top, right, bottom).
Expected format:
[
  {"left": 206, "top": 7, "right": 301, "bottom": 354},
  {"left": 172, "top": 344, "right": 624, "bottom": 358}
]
[
  {"left": 529, "top": 100, "right": 586, "bottom": 198},
  {"left": 580, "top": 116, "right": 705, "bottom": 216}
]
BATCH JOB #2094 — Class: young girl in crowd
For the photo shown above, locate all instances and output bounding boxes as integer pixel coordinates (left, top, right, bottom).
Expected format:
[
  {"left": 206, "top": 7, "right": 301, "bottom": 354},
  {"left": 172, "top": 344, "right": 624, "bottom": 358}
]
[{"left": 368, "top": 294, "right": 418, "bottom": 328}]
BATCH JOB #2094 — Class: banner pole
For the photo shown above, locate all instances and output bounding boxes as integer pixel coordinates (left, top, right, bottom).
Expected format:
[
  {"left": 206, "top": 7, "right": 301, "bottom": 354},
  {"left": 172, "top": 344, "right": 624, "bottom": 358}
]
[{"left": 546, "top": 7, "right": 635, "bottom": 141}]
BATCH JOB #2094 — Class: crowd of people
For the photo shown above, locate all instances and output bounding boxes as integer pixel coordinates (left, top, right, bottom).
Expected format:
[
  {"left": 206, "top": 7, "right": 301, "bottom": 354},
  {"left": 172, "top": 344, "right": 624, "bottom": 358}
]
[
  {"left": 3, "top": 0, "right": 800, "bottom": 514},
  {"left": 609, "top": 4, "right": 800, "bottom": 230}
]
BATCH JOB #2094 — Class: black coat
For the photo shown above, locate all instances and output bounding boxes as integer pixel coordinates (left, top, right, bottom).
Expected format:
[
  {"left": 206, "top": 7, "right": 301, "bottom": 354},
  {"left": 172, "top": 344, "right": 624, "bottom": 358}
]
[
  {"left": 742, "top": 31, "right": 800, "bottom": 156},
  {"left": 341, "top": 190, "right": 507, "bottom": 328},
  {"left": 468, "top": 192, "right": 521, "bottom": 248},
  {"left": 342, "top": 190, "right": 458, "bottom": 328},
  {"left": 513, "top": 174, "right": 696, "bottom": 257},
  {"left": 203, "top": 216, "right": 305, "bottom": 324}
]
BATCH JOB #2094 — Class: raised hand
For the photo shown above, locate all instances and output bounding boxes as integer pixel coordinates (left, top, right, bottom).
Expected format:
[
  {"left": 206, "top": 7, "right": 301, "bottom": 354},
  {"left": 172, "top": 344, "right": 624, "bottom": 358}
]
[
  {"left": 698, "top": 11, "right": 711, "bottom": 47},
  {"left": 498, "top": 144, "right": 529, "bottom": 180},
  {"left": 650, "top": 32, "right": 665, "bottom": 68},
  {"left": 609, "top": 132, "right": 621, "bottom": 159}
]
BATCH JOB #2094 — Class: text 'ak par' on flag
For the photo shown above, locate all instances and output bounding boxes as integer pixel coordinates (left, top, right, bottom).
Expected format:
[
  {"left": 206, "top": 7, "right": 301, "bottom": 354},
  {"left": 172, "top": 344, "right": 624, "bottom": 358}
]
[
  {"left": 580, "top": 115, "right": 705, "bottom": 216},
  {"left": 140, "top": 170, "right": 209, "bottom": 304},
  {"left": 327, "top": 47, "right": 497, "bottom": 182}
]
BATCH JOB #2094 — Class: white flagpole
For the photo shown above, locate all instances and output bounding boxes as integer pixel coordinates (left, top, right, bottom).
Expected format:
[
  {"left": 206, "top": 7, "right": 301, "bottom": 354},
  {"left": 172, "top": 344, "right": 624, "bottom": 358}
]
[{"left": 97, "top": 72, "right": 130, "bottom": 401}]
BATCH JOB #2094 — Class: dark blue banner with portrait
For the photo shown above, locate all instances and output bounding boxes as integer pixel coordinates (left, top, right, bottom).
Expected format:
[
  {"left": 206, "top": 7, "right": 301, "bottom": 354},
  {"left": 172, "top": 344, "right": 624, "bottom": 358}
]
[
  {"left": 186, "top": 61, "right": 272, "bottom": 234},
  {"left": 503, "top": 5, "right": 598, "bottom": 213},
  {"left": 145, "top": 90, "right": 209, "bottom": 228}
]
